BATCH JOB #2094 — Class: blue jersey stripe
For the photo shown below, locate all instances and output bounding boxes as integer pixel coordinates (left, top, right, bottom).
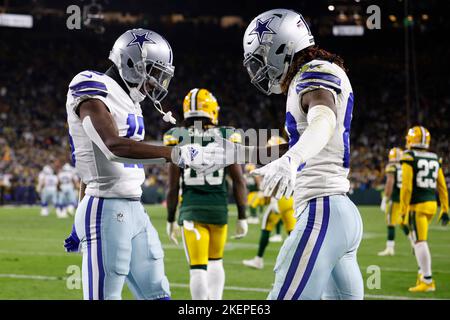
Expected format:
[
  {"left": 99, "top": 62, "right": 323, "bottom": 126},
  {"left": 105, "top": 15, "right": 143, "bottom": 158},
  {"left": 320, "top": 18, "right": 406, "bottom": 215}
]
[
  {"left": 72, "top": 90, "right": 107, "bottom": 98},
  {"left": 70, "top": 80, "right": 107, "bottom": 92},
  {"left": 343, "top": 93, "right": 354, "bottom": 168},
  {"left": 296, "top": 81, "right": 341, "bottom": 95},
  {"left": 300, "top": 72, "right": 341, "bottom": 86}
]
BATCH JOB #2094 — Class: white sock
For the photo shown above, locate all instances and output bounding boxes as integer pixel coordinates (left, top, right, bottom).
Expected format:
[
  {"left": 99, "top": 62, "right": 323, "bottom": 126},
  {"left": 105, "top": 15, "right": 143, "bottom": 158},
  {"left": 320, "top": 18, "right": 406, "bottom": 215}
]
[
  {"left": 190, "top": 269, "right": 208, "bottom": 300},
  {"left": 386, "top": 240, "right": 395, "bottom": 249},
  {"left": 414, "top": 241, "right": 432, "bottom": 283},
  {"left": 408, "top": 233, "right": 415, "bottom": 248},
  {"left": 207, "top": 259, "right": 225, "bottom": 300}
]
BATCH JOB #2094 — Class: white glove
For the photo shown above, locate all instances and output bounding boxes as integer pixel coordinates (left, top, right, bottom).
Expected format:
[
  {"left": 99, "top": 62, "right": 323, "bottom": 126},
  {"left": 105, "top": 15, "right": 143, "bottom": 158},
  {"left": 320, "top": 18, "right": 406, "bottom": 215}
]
[
  {"left": 380, "top": 196, "right": 388, "bottom": 212},
  {"left": 166, "top": 221, "right": 180, "bottom": 245},
  {"left": 232, "top": 219, "right": 248, "bottom": 239},
  {"left": 200, "top": 131, "right": 255, "bottom": 175},
  {"left": 251, "top": 155, "right": 297, "bottom": 200},
  {"left": 171, "top": 143, "right": 225, "bottom": 173}
]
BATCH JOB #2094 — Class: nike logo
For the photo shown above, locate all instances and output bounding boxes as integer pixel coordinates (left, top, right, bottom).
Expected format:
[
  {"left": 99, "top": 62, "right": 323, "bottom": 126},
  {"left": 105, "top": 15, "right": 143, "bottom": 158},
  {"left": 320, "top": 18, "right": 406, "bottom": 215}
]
[
  {"left": 308, "top": 63, "right": 323, "bottom": 69},
  {"left": 81, "top": 73, "right": 92, "bottom": 78}
]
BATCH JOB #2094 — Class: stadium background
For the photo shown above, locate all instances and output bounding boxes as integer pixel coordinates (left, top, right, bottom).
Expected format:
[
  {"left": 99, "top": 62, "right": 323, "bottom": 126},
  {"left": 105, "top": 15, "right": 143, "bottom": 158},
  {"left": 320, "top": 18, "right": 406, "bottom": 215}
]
[{"left": 0, "top": 0, "right": 449, "bottom": 300}]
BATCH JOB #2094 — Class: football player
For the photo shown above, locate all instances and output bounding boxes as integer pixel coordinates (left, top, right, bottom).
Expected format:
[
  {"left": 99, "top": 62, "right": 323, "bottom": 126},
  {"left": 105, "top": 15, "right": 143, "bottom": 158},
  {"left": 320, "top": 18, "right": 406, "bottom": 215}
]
[
  {"left": 244, "top": 163, "right": 264, "bottom": 224},
  {"left": 243, "top": 136, "right": 296, "bottom": 270},
  {"left": 378, "top": 147, "right": 411, "bottom": 256},
  {"left": 62, "top": 29, "right": 224, "bottom": 300},
  {"left": 164, "top": 88, "right": 248, "bottom": 300},
  {"left": 57, "top": 163, "right": 80, "bottom": 217},
  {"left": 202, "top": 8, "right": 363, "bottom": 299},
  {"left": 400, "top": 126, "right": 449, "bottom": 292},
  {"left": 37, "top": 165, "right": 59, "bottom": 217}
]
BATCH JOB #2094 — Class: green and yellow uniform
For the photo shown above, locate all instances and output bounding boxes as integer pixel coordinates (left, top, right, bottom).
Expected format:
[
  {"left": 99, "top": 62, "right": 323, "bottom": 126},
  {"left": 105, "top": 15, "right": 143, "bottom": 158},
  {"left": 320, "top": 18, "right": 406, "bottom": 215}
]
[
  {"left": 400, "top": 149, "right": 449, "bottom": 241},
  {"left": 385, "top": 163, "right": 406, "bottom": 226},
  {"left": 164, "top": 125, "right": 239, "bottom": 267}
]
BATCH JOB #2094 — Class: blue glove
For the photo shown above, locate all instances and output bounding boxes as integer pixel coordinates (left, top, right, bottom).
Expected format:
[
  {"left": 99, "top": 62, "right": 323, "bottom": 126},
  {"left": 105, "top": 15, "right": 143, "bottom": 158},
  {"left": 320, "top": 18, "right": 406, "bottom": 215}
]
[{"left": 64, "top": 225, "right": 81, "bottom": 253}]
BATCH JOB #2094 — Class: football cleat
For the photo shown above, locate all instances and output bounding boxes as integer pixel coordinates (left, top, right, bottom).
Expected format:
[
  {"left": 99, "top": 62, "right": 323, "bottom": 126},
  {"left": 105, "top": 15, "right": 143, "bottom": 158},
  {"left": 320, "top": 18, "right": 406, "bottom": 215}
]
[
  {"left": 377, "top": 247, "right": 395, "bottom": 256},
  {"left": 269, "top": 234, "right": 283, "bottom": 243},
  {"left": 409, "top": 279, "right": 435, "bottom": 293},
  {"left": 243, "top": 256, "right": 264, "bottom": 270}
]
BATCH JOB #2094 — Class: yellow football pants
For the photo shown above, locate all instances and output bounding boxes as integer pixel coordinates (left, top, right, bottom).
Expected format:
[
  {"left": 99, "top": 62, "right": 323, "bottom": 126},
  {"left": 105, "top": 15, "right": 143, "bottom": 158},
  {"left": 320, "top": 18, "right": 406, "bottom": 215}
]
[
  {"left": 408, "top": 201, "right": 437, "bottom": 242},
  {"left": 182, "top": 222, "right": 228, "bottom": 267},
  {"left": 247, "top": 192, "right": 269, "bottom": 209},
  {"left": 386, "top": 202, "right": 408, "bottom": 226},
  {"left": 261, "top": 196, "right": 296, "bottom": 233}
]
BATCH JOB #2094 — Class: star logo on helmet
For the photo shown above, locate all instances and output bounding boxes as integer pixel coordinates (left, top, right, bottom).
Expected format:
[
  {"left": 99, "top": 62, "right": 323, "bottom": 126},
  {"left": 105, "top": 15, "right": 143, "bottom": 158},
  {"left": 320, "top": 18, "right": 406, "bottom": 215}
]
[
  {"left": 250, "top": 17, "right": 276, "bottom": 43},
  {"left": 127, "top": 31, "right": 155, "bottom": 50}
]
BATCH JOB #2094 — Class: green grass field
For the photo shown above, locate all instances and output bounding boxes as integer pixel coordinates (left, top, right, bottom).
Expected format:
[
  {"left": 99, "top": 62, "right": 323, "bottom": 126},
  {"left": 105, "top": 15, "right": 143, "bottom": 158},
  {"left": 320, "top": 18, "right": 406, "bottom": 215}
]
[{"left": 0, "top": 205, "right": 449, "bottom": 300}]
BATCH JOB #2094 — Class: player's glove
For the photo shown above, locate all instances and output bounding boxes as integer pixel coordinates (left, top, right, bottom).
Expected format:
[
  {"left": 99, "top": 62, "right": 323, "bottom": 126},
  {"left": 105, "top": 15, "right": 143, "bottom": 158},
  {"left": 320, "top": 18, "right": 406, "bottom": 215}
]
[
  {"left": 171, "top": 143, "right": 225, "bottom": 173},
  {"left": 64, "top": 225, "right": 81, "bottom": 253},
  {"left": 233, "top": 219, "right": 248, "bottom": 239},
  {"left": 251, "top": 155, "right": 296, "bottom": 200},
  {"left": 380, "top": 196, "right": 388, "bottom": 212},
  {"left": 438, "top": 212, "right": 449, "bottom": 226},
  {"left": 166, "top": 221, "right": 180, "bottom": 245}
]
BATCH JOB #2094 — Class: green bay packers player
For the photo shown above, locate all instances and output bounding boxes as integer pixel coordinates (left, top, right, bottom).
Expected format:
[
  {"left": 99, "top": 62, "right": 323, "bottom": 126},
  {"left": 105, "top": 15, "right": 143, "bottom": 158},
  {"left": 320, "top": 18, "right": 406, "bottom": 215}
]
[
  {"left": 378, "top": 147, "right": 411, "bottom": 256},
  {"left": 243, "top": 136, "right": 296, "bottom": 270},
  {"left": 400, "top": 126, "right": 449, "bottom": 292},
  {"left": 244, "top": 163, "right": 265, "bottom": 224},
  {"left": 164, "top": 88, "right": 248, "bottom": 300}
]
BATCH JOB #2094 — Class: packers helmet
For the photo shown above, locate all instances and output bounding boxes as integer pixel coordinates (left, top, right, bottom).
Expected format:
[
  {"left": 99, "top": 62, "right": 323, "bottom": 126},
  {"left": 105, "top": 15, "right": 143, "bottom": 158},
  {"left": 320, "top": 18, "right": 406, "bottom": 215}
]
[
  {"left": 183, "top": 88, "right": 220, "bottom": 125},
  {"left": 388, "top": 147, "right": 403, "bottom": 163},
  {"left": 245, "top": 163, "right": 256, "bottom": 173},
  {"left": 267, "top": 135, "right": 287, "bottom": 146},
  {"left": 405, "top": 126, "right": 430, "bottom": 149}
]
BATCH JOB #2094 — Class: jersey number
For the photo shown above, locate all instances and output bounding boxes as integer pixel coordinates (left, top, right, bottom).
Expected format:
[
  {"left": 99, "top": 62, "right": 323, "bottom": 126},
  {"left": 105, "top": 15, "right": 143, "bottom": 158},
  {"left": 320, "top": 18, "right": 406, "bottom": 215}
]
[
  {"left": 416, "top": 159, "right": 439, "bottom": 189},
  {"left": 183, "top": 168, "right": 224, "bottom": 186},
  {"left": 124, "top": 114, "right": 144, "bottom": 169}
]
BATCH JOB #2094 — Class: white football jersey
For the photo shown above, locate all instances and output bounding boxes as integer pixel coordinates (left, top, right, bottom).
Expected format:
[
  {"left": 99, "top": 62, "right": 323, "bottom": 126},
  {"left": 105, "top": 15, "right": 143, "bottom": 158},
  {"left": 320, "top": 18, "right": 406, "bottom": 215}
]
[
  {"left": 285, "top": 59, "right": 353, "bottom": 214},
  {"left": 66, "top": 70, "right": 145, "bottom": 198},
  {"left": 39, "top": 172, "right": 58, "bottom": 191},
  {"left": 58, "top": 170, "right": 76, "bottom": 191}
]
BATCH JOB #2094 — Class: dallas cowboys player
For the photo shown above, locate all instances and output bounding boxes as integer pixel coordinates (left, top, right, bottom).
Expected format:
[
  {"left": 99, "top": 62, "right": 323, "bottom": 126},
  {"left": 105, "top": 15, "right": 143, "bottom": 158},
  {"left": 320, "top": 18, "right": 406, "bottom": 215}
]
[
  {"left": 63, "top": 28, "right": 224, "bottom": 300},
  {"left": 37, "top": 165, "right": 59, "bottom": 217},
  {"left": 57, "top": 163, "right": 79, "bottom": 217},
  {"left": 204, "top": 9, "right": 363, "bottom": 299}
]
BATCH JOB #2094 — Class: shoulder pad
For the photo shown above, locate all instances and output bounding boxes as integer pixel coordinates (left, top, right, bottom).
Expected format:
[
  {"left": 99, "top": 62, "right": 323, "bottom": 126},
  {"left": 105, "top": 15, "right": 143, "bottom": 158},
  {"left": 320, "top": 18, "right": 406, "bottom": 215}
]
[
  {"left": 400, "top": 151, "right": 414, "bottom": 162},
  {"left": 69, "top": 70, "right": 108, "bottom": 99},
  {"left": 385, "top": 164, "right": 396, "bottom": 173},
  {"left": 296, "top": 61, "right": 342, "bottom": 96},
  {"left": 163, "top": 127, "right": 182, "bottom": 146}
]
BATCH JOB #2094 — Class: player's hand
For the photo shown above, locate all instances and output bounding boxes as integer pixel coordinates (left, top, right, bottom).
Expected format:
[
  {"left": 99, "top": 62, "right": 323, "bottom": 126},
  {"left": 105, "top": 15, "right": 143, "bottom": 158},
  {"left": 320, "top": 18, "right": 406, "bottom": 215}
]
[
  {"left": 380, "top": 196, "right": 387, "bottom": 212},
  {"left": 439, "top": 212, "right": 449, "bottom": 226},
  {"left": 232, "top": 219, "right": 248, "bottom": 239},
  {"left": 166, "top": 221, "right": 180, "bottom": 245},
  {"left": 64, "top": 225, "right": 81, "bottom": 253},
  {"left": 251, "top": 155, "right": 296, "bottom": 200},
  {"left": 171, "top": 143, "right": 225, "bottom": 173}
]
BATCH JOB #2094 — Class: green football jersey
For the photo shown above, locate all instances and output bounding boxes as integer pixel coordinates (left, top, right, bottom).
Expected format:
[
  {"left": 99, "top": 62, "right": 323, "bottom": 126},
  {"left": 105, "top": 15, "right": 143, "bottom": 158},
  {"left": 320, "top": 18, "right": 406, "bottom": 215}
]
[
  {"left": 385, "top": 163, "right": 402, "bottom": 202},
  {"left": 401, "top": 149, "right": 441, "bottom": 204},
  {"left": 245, "top": 174, "right": 258, "bottom": 192},
  {"left": 163, "top": 125, "right": 239, "bottom": 225}
]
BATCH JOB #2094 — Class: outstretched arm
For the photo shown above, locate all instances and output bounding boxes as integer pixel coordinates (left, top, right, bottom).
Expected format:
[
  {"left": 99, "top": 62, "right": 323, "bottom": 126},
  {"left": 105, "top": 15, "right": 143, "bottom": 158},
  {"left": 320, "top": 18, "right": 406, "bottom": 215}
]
[{"left": 78, "top": 99, "right": 172, "bottom": 163}]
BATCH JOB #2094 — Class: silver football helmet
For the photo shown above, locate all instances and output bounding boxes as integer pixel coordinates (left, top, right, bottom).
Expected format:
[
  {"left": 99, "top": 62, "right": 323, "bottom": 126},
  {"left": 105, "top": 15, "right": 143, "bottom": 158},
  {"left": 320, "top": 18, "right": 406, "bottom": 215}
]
[
  {"left": 243, "top": 9, "right": 315, "bottom": 95},
  {"left": 109, "top": 28, "right": 176, "bottom": 123}
]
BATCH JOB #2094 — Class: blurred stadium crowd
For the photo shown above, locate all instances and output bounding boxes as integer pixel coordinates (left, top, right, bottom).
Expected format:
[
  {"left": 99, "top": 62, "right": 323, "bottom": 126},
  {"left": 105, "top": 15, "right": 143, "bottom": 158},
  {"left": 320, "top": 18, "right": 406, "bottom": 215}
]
[{"left": 0, "top": 17, "right": 449, "bottom": 204}]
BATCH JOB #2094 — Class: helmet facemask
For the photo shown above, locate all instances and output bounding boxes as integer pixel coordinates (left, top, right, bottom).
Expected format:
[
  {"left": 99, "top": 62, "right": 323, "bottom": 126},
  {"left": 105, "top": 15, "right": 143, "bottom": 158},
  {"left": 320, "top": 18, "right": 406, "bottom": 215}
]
[{"left": 243, "top": 41, "right": 293, "bottom": 95}]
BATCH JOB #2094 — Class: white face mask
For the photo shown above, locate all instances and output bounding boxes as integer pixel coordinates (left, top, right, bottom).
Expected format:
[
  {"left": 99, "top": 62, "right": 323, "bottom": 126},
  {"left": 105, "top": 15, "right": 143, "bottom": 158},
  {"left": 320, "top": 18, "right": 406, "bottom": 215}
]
[{"left": 129, "top": 87, "right": 146, "bottom": 103}]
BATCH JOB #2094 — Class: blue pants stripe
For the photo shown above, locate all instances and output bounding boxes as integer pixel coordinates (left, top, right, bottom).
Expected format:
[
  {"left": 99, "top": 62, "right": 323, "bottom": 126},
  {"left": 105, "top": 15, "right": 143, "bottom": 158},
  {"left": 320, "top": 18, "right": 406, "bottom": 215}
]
[
  {"left": 96, "top": 198, "right": 105, "bottom": 300},
  {"left": 277, "top": 198, "right": 317, "bottom": 299},
  {"left": 292, "top": 196, "right": 330, "bottom": 299},
  {"left": 85, "top": 196, "right": 94, "bottom": 300}
]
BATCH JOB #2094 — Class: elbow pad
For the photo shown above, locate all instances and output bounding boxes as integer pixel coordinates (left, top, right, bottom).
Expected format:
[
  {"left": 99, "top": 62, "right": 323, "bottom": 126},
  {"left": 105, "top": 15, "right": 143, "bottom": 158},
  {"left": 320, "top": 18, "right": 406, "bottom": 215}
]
[
  {"left": 81, "top": 116, "right": 166, "bottom": 165},
  {"left": 284, "top": 105, "right": 337, "bottom": 169}
]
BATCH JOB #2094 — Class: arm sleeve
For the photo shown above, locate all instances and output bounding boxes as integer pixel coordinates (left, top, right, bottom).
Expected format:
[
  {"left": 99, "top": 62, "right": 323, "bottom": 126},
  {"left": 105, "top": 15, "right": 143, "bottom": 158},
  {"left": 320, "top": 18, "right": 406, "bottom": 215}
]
[
  {"left": 437, "top": 167, "right": 449, "bottom": 213},
  {"left": 284, "top": 105, "right": 336, "bottom": 169}
]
